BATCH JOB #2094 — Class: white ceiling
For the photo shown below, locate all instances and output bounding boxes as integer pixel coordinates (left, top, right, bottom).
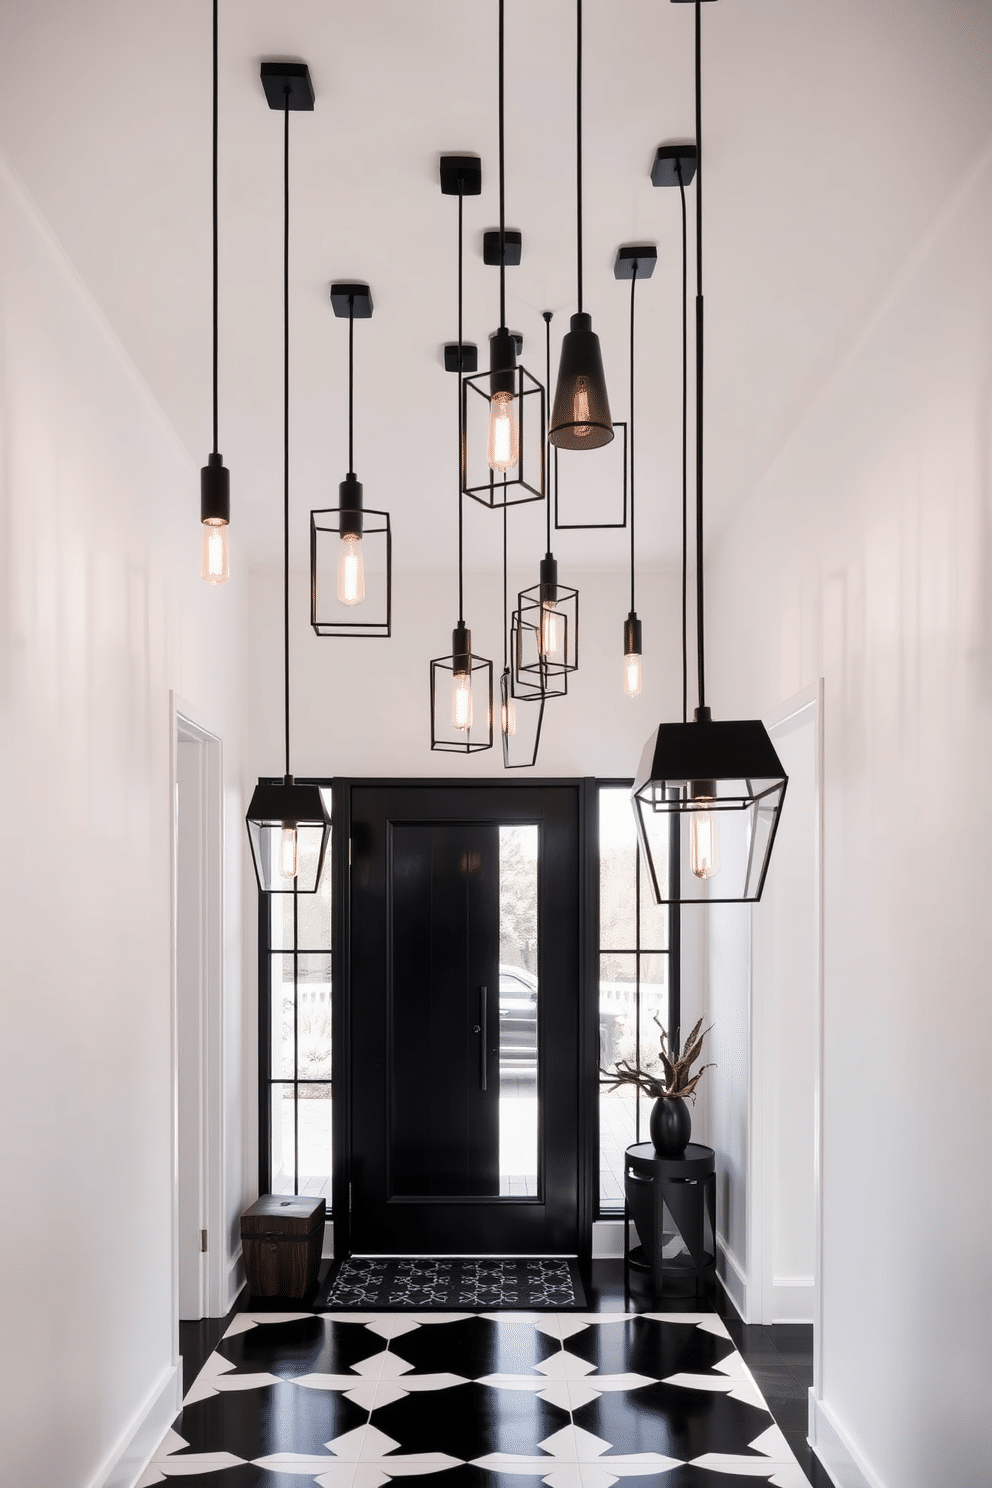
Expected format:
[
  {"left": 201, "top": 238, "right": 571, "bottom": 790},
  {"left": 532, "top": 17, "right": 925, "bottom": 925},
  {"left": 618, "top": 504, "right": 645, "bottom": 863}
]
[{"left": 1, "top": 1, "right": 990, "bottom": 571}]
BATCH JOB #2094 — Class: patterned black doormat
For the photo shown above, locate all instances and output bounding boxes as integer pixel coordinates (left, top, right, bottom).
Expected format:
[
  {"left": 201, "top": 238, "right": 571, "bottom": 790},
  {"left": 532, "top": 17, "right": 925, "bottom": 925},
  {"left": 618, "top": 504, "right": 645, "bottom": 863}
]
[{"left": 316, "top": 1256, "right": 586, "bottom": 1310}]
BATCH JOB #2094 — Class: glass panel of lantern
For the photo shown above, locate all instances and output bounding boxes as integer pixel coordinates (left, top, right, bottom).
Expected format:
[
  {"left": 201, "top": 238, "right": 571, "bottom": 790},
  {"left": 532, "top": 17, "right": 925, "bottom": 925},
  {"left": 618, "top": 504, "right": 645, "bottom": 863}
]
[
  {"left": 310, "top": 502, "right": 391, "bottom": 637},
  {"left": 430, "top": 651, "right": 494, "bottom": 753},
  {"left": 499, "top": 668, "right": 545, "bottom": 769},
  {"left": 514, "top": 579, "right": 579, "bottom": 683},
  {"left": 462, "top": 356, "right": 545, "bottom": 509}
]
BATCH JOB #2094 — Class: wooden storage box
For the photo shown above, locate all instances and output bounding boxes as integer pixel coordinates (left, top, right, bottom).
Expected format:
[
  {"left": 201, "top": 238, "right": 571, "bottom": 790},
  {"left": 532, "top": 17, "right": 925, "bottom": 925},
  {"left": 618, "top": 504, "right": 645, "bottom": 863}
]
[{"left": 241, "top": 1195, "right": 325, "bottom": 1298}]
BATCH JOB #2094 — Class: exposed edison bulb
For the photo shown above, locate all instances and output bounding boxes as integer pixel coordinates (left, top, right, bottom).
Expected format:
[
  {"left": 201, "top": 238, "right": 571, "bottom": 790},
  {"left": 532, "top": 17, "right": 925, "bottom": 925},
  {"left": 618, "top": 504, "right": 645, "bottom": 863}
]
[
  {"left": 337, "top": 533, "right": 365, "bottom": 606},
  {"left": 487, "top": 390, "right": 519, "bottom": 473},
  {"left": 201, "top": 520, "right": 229, "bottom": 585},
  {"left": 451, "top": 670, "right": 473, "bottom": 731},
  {"left": 500, "top": 697, "right": 517, "bottom": 736},
  {"left": 689, "top": 800, "right": 720, "bottom": 880},
  {"left": 279, "top": 825, "right": 299, "bottom": 880},
  {"left": 573, "top": 381, "right": 592, "bottom": 439},
  {"left": 540, "top": 600, "right": 563, "bottom": 659},
  {"left": 623, "top": 651, "right": 642, "bottom": 698}
]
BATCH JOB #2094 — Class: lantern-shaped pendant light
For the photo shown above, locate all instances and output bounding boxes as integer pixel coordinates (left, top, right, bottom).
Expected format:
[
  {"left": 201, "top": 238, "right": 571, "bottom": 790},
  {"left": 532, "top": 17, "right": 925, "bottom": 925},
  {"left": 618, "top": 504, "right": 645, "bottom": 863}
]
[
  {"left": 310, "top": 283, "right": 392, "bottom": 637},
  {"left": 549, "top": 0, "right": 614, "bottom": 450},
  {"left": 200, "top": 0, "right": 230, "bottom": 584},
  {"left": 430, "top": 155, "right": 493, "bottom": 752},
  {"left": 613, "top": 245, "right": 656, "bottom": 697},
  {"left": 246, "top": 62, "right": 330, "bottom": 894},
  {"left": 632, "top": 1, "right": 786, "bottom": 905}
]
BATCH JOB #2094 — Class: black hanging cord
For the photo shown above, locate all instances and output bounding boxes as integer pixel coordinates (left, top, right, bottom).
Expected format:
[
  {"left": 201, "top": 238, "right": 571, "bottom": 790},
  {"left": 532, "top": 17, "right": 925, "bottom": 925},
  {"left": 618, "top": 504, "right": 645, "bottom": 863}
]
[
  {"left": 544, "top": 310, "right": 553, "bottom": 550},
  {"left": 347, "top": 297, "right": 355, "bottom": 474},
  {"left": 694, "top": 0, "right": 706, "bottom": 711},
  {"left": 629, "top": 263, "right": 638, "bottom": 615},
  {"left": 677, "top": 157, "right": 688, "bottom": 724},
  {"left": 457, "top": 182, "right": 465, "bottom": 624},
  {"left": 211, "top": 0, "right": 219, "bottom": 454},
  {"left": 282, "top": 99, "right": 291, "bottom": 777},
  {"left": 498, "top": 0, "right": 507, "bottom": 329},
  {"left": 502, "top": 502, "right": 509, "bottom": 670},
  {"left": 575, "top": 0, "right": 584, "bottom": 313}
]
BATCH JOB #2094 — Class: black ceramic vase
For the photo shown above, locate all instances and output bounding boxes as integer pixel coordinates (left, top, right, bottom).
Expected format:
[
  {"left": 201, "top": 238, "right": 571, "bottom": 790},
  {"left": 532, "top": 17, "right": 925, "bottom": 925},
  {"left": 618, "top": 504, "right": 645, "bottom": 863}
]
[{"left": 649, "top": 1096, "right": 691, "bottom": 1157}]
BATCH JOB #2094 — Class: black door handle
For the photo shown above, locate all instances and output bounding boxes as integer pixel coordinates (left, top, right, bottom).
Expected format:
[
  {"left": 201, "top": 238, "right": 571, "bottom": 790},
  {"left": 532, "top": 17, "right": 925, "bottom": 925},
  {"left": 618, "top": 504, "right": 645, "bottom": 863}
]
[{"left": 479, "top": 985, "right": 488, "bottom": 1091}]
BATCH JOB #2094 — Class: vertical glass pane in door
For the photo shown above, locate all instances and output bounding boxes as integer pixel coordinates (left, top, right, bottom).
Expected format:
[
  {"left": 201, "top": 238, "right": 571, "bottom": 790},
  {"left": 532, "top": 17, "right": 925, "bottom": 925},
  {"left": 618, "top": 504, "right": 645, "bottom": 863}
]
[{"left": 498, "top": 824, "right": 539, "bottom": 1196}]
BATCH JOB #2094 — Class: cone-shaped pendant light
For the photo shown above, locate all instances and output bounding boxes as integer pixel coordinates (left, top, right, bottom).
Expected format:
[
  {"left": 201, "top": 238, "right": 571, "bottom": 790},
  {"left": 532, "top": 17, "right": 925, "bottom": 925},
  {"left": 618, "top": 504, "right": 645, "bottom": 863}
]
[
  {"left": 549, "top": 0, "right": 613, "bottom": 451},
  {"left": 632, "top": 1, "right": 787, "bottom": 905},
  {"left": 200, "top": 0, "right": 230, "bottom": 583},
  {"left": 246, "top": 64, "right": 330, "bottom": 894}
]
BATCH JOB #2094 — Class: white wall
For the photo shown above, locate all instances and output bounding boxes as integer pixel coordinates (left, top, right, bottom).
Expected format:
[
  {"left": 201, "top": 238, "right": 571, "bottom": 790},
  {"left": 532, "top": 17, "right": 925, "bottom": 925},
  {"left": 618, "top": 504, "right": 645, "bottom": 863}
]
[
  {"left": 704, "top": 149, "right": 992, "bottom": 1486},
  {"left": 0, "top": 159, "right": 249, "bottom": 1488}
]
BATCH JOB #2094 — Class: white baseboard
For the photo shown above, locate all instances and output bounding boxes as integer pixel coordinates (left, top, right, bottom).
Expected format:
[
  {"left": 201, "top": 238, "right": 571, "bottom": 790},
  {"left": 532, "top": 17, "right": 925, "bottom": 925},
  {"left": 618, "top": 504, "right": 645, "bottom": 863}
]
[
  {"left": 225, "top": 1248, "right": 244, "bottom": 1312},
  {"left": 591, "top": 1219, "right": 640, "bottom": 1258},
  {"left": 86, "top": 1364, "right": 181, "bottom": 1488},
  {"left": 768, "top": 1275, "right": 815, "bottom": 1324},
  {"left": 716, "top": 1233, "right": 747, "bottom": 1319},
  {"left": 809, "top": 1392, "right": 886, "bottom": 1488}
]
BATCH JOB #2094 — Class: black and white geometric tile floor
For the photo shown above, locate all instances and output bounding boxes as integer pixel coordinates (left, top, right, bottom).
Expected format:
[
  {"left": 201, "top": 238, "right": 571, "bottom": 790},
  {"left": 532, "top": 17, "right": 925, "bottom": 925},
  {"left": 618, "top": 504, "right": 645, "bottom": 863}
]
[{"left": 147, "top": 1300, "right": 814, "bottom": 1487}]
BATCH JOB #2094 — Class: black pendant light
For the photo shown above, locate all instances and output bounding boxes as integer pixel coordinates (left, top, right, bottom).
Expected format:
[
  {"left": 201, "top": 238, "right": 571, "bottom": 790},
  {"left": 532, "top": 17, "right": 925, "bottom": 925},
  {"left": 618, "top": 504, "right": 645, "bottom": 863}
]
[
  {"left": 632, "top": 2, "right": 787, "bottom": 905},
  {"left": 246, "top": 63, "right": 330, "bottom": 895},
  {"left": 431, "top": 156, "right": 493, "bottom": 753},
  {"left": 614, "top": 245, "right": 657, "bottom": 697},
  {"left": 515, "top": 311, "right": 579, "bottom": 688},
  {"left": 310, "top": 283, "right": 392, "bottom": 637},
  {"left": 200, "top": 0, "right": 230, "bottom": 584},
  {"left": 549, "top": 0, "right": 613, "bottom": 451},
  {"left": 461, "top": 0, "right": 545, "bottom": 509}
]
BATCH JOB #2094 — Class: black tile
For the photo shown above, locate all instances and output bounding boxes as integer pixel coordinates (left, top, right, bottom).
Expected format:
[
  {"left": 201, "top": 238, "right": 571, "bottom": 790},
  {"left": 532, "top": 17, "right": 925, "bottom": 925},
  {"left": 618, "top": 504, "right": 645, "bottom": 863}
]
[
  {"left": 372, "top": 1377, "right": 569, "bottom": 1459},
  {"left": 175, "top": 1378, "right": 369, "bottom": 1462},
  {"left": 574, "top": 1380, "right": 773, "bottom": 1463},
  {"left": 747, "top": 1363, "right": 810, "bottom": 1403}
]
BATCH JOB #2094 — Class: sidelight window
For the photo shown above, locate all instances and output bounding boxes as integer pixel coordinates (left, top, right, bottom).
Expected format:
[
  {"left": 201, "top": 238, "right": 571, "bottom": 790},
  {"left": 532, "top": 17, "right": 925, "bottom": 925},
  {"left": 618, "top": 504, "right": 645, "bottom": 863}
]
[
  {"left": 262, "top": 813, "right": 333, "bottom": 1204},
  {"left": 598, "top": 783, "right": 672, "bottom": 1212}
]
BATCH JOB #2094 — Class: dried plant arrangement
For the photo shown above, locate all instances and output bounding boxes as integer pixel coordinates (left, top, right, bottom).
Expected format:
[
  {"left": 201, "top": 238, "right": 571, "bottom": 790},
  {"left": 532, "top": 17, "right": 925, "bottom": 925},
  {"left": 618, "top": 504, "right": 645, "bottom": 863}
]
[{"left": 603, "top": 1015, "right": 714, "bottom": 1103}]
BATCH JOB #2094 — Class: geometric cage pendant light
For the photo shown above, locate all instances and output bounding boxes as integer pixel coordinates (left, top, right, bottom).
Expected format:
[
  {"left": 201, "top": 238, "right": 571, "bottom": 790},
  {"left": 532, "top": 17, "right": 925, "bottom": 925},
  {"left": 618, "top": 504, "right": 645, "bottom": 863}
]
[
  {"left": 310, "top": 283, "right": 392, "bottom": 637},
  {"left": 200, "top": 0, "right": 230, "bottom": 585},
  {"left": 246, "top": 61, "right": 330, "bottom": 894},
  {"left": 632, "top": 0, "right": 787, "bottom": 905}
]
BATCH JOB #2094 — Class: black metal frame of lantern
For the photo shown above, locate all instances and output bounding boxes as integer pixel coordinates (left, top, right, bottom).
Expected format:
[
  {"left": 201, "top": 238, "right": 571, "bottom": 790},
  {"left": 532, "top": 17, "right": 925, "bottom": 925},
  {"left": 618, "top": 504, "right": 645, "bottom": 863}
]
[
  {"left": 310, "top": 282, "right": 392, "bottom": 638},
  {"left": 498, "top": 503, "right": 545, "bottom": 769},
  {"left": 462, "top": 0, "right": 545, "bottom": 511},
  {"left": 430, "top": 623, "right": 494, "bottom": 754},
  {"left": 246, "top": 61, "right": 331, "bottom": 896},
  {"left": 615, "top": 244, "right": 656, "bottom": 699},
  {"left": 632, "top": 0, "right": 787, "bottom": 906},
  {"left": 430, "top": 154, "right": 494, "bottom": 754},
  {"left": 552, "top": 421, "right": 627, "bottom": 531}
]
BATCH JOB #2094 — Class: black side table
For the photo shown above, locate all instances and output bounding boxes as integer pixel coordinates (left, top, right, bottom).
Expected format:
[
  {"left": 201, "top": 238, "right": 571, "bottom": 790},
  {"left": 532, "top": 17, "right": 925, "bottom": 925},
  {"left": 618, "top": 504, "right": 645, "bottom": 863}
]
[{"left": 624, "top": 1141, "right": 716, "bottom": 1297}]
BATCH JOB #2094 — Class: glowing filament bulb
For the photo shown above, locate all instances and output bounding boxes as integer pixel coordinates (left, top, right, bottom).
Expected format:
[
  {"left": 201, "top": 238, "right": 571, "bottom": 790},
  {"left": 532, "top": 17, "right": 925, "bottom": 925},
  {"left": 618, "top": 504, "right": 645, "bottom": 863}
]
[
  {"left": 337, "top": 533, "right": 365, "bottom": 606},
  {"left": 487, "top": 390, "right": 519, "bottom": 473},
  {"left": 573, "top": 381, "right": 592, "bottom": 438},
  {"left": 623, "top": 651, "right": 642, "bottom": 697},
  {"left": 540, "top": 601, "right": 563, "bottom": 659},
  {"left": 689, "top": 800, "right": 720, "bottom": 880},
  {"left": 201, "top": 520, "right": 229, "bottom": 585},
  {"left": 279, "top": 825, "right": 299, "bottom": 880},
  {"left": 501, "top": 697, "right": 517, "bottom": 736},
  {"left": 452, "top": 670, "right": 473, "bottom": 731}
]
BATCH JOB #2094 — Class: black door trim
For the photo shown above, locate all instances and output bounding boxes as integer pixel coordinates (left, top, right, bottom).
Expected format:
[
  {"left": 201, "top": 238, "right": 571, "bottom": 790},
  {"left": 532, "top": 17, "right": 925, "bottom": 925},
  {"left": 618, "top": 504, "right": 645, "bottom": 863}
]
[{"left": 332, "top": 777, "right": 597, "bottom": 1266}]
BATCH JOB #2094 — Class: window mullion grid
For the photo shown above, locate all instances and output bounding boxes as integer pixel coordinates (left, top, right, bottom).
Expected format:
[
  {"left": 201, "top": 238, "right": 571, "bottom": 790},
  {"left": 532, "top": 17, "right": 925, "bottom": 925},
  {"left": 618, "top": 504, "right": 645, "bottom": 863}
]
[{"left": 293, "top": 888, "right": 300, "bottom": 1197}]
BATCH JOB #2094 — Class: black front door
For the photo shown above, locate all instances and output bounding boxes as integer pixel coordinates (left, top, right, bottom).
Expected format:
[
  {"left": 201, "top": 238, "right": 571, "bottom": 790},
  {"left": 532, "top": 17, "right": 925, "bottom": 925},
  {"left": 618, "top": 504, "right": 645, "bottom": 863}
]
[{"left": 342, "top": 782, "right": 586, "bottom": 1256}]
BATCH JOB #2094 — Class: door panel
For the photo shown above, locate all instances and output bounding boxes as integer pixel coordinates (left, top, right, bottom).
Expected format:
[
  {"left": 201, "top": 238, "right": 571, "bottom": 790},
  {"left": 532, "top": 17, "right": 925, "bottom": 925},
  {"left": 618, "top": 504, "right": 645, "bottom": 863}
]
[{"left": 349, "top": 783, "right": 581, "bottom": 1255}]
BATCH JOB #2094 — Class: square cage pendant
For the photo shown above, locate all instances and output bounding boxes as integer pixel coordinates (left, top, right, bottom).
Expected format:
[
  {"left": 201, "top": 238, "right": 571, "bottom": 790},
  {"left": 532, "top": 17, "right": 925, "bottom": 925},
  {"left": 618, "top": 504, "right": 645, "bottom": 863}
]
[
  {"left": 430, "top": 628, "right": 493, "bottom": 752},
  {"left": 310, "top": 504, "right": 391, "bottom": 638},
  {"left": 514, "top": 578, "right": 579, "bottom": 682},
  {"left": 462, "top": 362, "right": 545, "bottom": 509},
  {"left": 510, "top": 609, "right": 568, "bottom": 701}
]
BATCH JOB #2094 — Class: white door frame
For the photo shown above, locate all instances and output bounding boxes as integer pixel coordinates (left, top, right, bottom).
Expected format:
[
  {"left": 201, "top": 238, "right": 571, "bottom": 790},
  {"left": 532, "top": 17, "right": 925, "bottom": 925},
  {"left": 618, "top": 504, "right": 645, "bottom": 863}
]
[
  {"left": 747, "top": 681, "right": 824, "bottom": 1353},
  {"left": 170, "top": 692, "right": 226, "bottom": 1336}
]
